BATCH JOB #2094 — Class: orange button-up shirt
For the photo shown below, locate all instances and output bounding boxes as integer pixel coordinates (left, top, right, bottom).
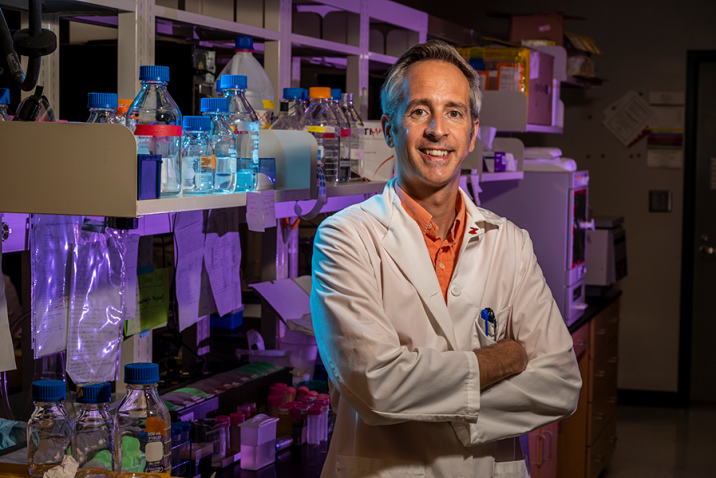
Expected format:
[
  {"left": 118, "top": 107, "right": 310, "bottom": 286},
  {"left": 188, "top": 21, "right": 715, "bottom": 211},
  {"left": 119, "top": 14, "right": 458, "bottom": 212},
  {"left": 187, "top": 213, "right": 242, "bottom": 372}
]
[{"left": 396, "top": 185, "right": 466, "bottom": 303}]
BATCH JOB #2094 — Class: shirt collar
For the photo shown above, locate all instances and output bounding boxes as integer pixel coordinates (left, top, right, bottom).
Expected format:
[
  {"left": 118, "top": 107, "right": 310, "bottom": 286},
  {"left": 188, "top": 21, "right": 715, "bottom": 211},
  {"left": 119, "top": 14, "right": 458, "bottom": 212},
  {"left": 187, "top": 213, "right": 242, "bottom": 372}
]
[{"left": 395, "top": 184, "right": 465, "bottom": 243}]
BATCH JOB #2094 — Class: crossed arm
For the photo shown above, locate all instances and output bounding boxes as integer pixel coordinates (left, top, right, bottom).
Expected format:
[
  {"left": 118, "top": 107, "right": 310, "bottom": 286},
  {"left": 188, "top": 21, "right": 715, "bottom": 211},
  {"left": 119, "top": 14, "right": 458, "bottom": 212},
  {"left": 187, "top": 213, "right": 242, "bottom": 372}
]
[{"left": 475, "top": 339, "right": 529, "bottom": 391}]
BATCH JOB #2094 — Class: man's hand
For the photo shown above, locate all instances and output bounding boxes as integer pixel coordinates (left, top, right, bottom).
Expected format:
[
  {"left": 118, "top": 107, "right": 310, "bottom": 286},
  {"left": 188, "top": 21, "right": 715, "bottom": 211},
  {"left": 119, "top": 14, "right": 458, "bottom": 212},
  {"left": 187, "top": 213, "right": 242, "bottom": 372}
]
[{"left": 474, "top": 339, "right": 528, "bottom": 391}]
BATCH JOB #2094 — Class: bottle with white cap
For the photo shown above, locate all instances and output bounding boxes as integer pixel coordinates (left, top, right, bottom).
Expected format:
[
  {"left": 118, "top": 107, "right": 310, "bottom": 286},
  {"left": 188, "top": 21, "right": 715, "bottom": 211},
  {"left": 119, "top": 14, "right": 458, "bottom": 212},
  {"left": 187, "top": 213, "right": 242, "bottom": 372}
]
[
  {"left": 86, "top": 93, "right": 119, "bottom": 124},
  {"left": 114, "top": 363, "right": 171, "bottom": 477},
  {"left": 73, "top": 382, "right": 114, "bottom": 478},
  {"left": 27, "top": 380, "right": 72, "bottom": 478},
  {"left": 0, "top": 88, "right": 11, "bottom": 120}
]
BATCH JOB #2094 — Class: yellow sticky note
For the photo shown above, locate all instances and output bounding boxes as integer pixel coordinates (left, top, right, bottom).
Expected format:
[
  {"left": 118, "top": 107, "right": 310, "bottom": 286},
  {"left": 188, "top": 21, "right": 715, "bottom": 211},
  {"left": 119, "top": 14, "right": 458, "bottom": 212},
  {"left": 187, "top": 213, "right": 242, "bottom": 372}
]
[{"left": 138, "top": 268, "right": 170, "bottom": 331}]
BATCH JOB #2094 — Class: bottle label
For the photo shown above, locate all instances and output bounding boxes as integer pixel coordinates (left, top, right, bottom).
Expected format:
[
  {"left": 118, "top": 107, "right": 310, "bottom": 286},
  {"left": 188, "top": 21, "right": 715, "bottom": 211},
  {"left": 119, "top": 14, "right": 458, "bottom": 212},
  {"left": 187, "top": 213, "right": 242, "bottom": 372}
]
[
  {"left": 200, "top": 155, "right": 216, "bottom": 170},
  {"left": 340, "top": 128, "right": 351, "bottom": 138},
  {"left": 262, "top": 100, "right": 275, "bottom": 110},
  {"left": 134, "top": 125, "right": 183, "bottom": 137},
  {"left": 306, "top": 125, "right": 336, "bottom": 134}
]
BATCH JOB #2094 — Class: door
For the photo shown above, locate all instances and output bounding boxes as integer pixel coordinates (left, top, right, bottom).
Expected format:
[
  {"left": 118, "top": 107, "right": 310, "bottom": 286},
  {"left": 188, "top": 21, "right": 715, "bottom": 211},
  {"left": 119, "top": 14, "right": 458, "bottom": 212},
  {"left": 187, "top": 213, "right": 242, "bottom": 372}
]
[{"left": 682, "top": 51, "right": 716, "bottom": 402}]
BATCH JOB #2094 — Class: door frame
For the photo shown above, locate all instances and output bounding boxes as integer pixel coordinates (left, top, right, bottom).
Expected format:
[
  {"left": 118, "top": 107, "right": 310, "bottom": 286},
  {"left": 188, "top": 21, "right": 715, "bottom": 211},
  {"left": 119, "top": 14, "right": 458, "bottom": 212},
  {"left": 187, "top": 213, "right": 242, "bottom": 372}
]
[{"left": 678, "top": 50, "right": 716, "bottom": 406}]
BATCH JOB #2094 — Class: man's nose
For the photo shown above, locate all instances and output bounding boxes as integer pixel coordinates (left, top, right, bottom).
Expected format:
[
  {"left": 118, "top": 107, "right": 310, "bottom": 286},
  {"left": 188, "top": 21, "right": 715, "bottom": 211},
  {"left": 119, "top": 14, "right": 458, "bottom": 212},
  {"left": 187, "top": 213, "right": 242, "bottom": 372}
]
[{"left": 425, "top": 114, "right": 447, "bottom": 139}]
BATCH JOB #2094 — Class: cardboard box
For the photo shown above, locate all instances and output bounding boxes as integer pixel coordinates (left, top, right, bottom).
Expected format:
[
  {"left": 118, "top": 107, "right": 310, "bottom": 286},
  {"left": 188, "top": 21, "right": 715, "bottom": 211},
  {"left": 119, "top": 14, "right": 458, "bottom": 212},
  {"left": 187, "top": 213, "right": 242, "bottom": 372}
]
[
  {"left": 362, "top": 121, "right": 397, "bottom": 182},
  {"left": 509, "top": 12, "right": 564, "bottom": 46}
]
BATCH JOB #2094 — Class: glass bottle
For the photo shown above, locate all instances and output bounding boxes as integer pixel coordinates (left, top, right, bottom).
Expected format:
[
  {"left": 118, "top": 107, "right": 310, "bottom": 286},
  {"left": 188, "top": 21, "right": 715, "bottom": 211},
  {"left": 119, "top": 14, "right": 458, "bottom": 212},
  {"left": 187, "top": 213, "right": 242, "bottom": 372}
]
[
  {"left": 27, "top": 380, "right": 72, "bottom": 478},
  {"left": 86, "top": 93, "right": 119, "bottom": 124},
  {"left": 269, "top": 102, "right": 302, "bottom": 131},
  {"left": 127, "top": 65, "right": 183, "bottom": 197},
  {"left": 73, "top": 382, "right": 114, "bottom": 478},
  {"left": 330, "top": 89, "right": 351, "bottom": 182},
  {"left": 0, "top": 88, "right": 11, "bottom": 120},
  {"left": 200, "top": 97, "right": 237, "bottom": 194},
  {"left": 340, "top": 92, "right": 365, "bottom": 181},
  {"left": 301, "top": 87, "right": 340, "bottom": 184},
  {"left": 115, "top": 99, "right": 133, "bottom": 126},
  {"left": 181, "top": 116, "right": 214, "bottom": 195},
  {"left": 114, "top": 363, "right": 171, "bottom": 478},
  {"left": 220, "top": 74, "right": 259, "bottom": 192},
  {"left": 282, "top": 88, "right": 305, "bottom": 119}
]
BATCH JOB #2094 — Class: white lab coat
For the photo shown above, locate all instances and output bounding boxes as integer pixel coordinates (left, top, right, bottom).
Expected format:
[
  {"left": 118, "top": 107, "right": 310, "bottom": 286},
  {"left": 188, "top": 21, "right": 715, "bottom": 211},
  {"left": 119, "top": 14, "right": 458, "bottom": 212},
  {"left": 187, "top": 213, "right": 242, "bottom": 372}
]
[{"left": 311, "top": 180, "right": 581, "bottom": 478}]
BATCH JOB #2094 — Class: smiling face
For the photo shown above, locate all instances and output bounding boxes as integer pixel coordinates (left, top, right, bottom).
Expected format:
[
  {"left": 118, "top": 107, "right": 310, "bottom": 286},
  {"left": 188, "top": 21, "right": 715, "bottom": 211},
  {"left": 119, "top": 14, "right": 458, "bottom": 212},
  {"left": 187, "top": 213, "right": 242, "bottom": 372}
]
[{"left": 382, "top": 60, "right": 478, "bottom": 196}]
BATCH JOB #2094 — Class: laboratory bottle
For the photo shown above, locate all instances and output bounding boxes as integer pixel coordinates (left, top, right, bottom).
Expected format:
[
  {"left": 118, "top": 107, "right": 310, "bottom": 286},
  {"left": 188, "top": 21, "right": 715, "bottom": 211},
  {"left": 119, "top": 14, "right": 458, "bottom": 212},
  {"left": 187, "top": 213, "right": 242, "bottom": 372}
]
[
  {"left": 181, "top": 116, "right": 214, "bottom": 195},
  {"left": 301, "top": 87, "right": 340, "bottom": 184},
  {"left": 282, "top": 88, "right": 305, "bottom": 118},
  {"left": 127, "top": 65, "right": 183, "bottom": 197},
  {"left": 216, "top": 36, "right": 275, "bottom": 128},
  {"left": 269, "top": 102, "right": 302, "bottom": 131},
  {"left": 114, "top": 363, "right": 172, "bottom": 478},
  {"left": 200, "top": 97, "right": 237, "bottom": 194},
  {"left": 306, "top": 407, "right": 321, "bottom": 445},
  {"left": 330, "top": 89, "right": 352, "bottom": 182},
  {"left": 86, "top": 93, "right": 119, "bottom": 124},
  {"left": 220, "top": 74, "right": 259, "bottom": 192},
  {"left": 0, "top": 88, "right": 11, "bottom": 120},
  {"left": 115, "top": 99, "right": 132, "bottom": 126},
  {"left": 229, "top": 413, "right": 244, "bottom": 454},
  {"left": 340, "top": 92, "right": 365, "bottom": 181},
  {"left": 73, "top": 382, "right": 114, "bottom": 478},
  {"left": 27, "top": 380, "right": 72, "bottom": 478}
]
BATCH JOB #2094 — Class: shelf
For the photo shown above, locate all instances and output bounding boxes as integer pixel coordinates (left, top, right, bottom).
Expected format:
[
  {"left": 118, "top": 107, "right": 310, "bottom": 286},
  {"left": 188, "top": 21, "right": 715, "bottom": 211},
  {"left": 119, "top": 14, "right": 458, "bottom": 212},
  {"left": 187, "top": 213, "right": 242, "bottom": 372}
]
[
  {"left": 0, "top": 0, "right": 136, "bottom": 14},
  {"left": 291, "top": 33, "right": 362, "bottom": 57},
  {"left": 524, "top": 124, "right": 564, "bottom": 134},
  {"left": 480, "top": 171, "right": 524, "bottom": 182},
  {"left": 155, "top": 6, "right": 280, "bottom": 42},
  {"left": 367, "top": 52, "right": 399, "bottom": 66},
  {"left": 480, "top": 91, "right": 563, "bottom": 134}
]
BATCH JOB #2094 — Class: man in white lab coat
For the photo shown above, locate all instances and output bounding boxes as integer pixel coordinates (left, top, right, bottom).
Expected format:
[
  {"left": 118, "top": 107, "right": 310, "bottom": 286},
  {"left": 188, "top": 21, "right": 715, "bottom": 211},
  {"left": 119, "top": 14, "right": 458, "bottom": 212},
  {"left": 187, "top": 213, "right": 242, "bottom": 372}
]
[{"left": 311, "top": 40, "right": 581, "bottom": 478}]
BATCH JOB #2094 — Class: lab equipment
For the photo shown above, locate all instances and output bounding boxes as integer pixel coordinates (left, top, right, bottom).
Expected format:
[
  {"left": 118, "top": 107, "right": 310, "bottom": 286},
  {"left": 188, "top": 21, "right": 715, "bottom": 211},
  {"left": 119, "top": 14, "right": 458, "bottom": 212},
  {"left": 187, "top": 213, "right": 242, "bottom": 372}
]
[
  {"left": 340, "top": 92, "right": 365, "bottom": 180},
  {"left": 0, "top": 88, "right": 11, "bottom": 120},
  {"left": 181, "top": 116, "right": 214, "bottom": 195},
  {"left": 306, "top": 407, "right": 321, "bottom": 445},
  {"left": 282, "top": 88, "right": 305, "bottom": 118},
  {"left": 330, "top": 88, "right": 351, "bottom": 182},
  {"left": 238, "top": 414, "right": 279, "bottom": 470},
  {"left": 115, "top": 99, "right": 132, "bottom": 126},
  {"left": 316, "top": 399, "right": 330, "bottom": 441},
  {"left": 267, "top": 395, "right": 281, "bottom": 418},
  {"left": 73, "top": 382, "right": 114, "bottom": 478},
  {"left": 86, "top": 93, "right": 119, "bottom": 124},
  {"left": 215, "top": 416, "right": 231, "bottom": 461},
  {"left": 194, "top": 418, "right": 226, "bottom": 466},
  {"left": 301, "top": 87, "right": 340, "bottom": 183},
  {"left": 27, "top": 380, "right": 72, "bottom": 478},
  {"left": 229, "top": 413, "right": 244, "bottom": 454},
  {"left": 127, "top": 65, "right": 183, "bottom": 197},
  {"left": 220, "top": 74, "right": 259, "bottom": 192},
  {"left": 200, "top": 97, "right": 237, "bottom": 194},
  {"left": 276, "top": 405, "right": 292, "bottom": 438},
  {"left": 270, "top": 102, "right": 302, "bottom": 131},
  {"left": 216, "top": 36, "right": 275, "bottom": 128},
  {"left": 586, "top": 216, "right": 627, "bottom": 293},
  {"left": 115, "top": 363, "right": 172, "bottom": 476}
]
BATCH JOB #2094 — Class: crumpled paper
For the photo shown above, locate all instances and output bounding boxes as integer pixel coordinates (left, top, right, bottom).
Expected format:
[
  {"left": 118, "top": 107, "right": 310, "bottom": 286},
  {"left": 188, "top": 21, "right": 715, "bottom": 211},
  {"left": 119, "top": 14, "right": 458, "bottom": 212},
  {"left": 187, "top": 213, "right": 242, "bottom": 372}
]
[{"left": 43, "top": 455, "right": 78, "bottom": 478}]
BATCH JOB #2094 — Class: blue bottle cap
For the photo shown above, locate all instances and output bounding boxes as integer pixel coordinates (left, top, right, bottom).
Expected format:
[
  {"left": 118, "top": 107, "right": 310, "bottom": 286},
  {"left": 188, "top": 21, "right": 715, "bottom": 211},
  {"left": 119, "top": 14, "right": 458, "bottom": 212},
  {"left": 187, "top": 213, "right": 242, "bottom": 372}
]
[
  {"left": 331, "top": 89, "right": 342, "bottom": 101},
  {"left": 179, "top": 422, "right": 192, "bottom": 432},
  {"left": 124, "top": 362, "right": 160, "bottom": 385},
  {"left": 219, "top": 75, "right": 248, "bottom": 91},
  {"left": 302, "top": 89, "right": 310, "bottom": 101},
  {"left": 182, "top": 116, "right": 211, "bottom": 132},
  {"left": 200, "top": 97, "right": 229, "bottom": 113},
  {"left": 32, "top": 380, "right": 66, "bottom": 402},
  {"left": 87, "top": 92, "right": 118, "bottom": 110},
  {"left": 234, "top": 36, "right": 254, "bottom": 51},
  {"left": 77, "top": 382, "right": 112, "bottom": 404},
  {"left": 0, "top": 88, "right": 10, "bottom": 105},
  {"left": 139, "top": 65, "right": 170, "bottom": 82},
  {"left": 283, "top": 88, "right": 303, "bottom": 100}
]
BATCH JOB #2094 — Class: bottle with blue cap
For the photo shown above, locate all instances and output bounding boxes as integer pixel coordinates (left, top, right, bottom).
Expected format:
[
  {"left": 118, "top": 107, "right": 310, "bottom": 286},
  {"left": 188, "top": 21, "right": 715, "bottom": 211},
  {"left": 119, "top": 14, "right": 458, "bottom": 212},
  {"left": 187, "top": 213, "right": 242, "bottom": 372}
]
[
  {"left": 330, "top": 89, "right": 351, "bottom": 182},
  {"left": 269, "top": 101, "right": 302, "bottom": 132},
  {"left": 27, "top": 380, "right": 72, "bottom": 477},
  {"left": 200, "top": 97, "right": 238, "bottom": 194},
  {"left": 220, "top": 74, "right": 260, "bottom": 192},
  {"left": 73, "top": 382, "right": 114, "bottom": 478},
  {"left": 340, "top": 92, "right": 365, "bottom": 181},
  {"left": 181, "top": 116, "right": 214, "bottom": 195},
  {"left": 86, "top": 93, "right": 119, "bottom": 124},
  {"left": 115, "top": 363, "right": 171, "bottom": 477},
  {"left": 215, "top": 36, "right": 275, "bottom": 128},
  {"left": 0, "top": 88, "right": 11, "bottom": 121},
  {"left": 282, "top": 88, "right": 305, "bottom": 119},
  {"left": 127, "top": 65, "right": 183, "bottom": 197}
]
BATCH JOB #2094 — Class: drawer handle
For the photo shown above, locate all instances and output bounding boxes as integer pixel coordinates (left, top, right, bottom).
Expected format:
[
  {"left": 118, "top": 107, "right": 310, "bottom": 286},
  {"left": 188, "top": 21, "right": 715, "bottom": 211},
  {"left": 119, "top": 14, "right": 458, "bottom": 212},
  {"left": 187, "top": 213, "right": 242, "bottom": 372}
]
[
  {"left": 545, "top": 430, "right": 554, "bottom": 462},
  {"left": 594, "top": 370, "right": 606, "bottom": 378},
  {"left": 594, "top": 454, "right": 605, "bottom": 464},
  {"left": 610, "top": 317, "right": 620, "bottom": 324},
  {"left": 608, "top": 436, "right": 618, "bottom": 444},
  {"left": 597, "top": 328, "right": 607, "bottom": 336},
  {"left": 576, "top": 340, "right": 587, "bottom": 347},
  {"left": 607, "top": 397, "right": 617, "bottom": 404},
  {"left": 535, "top": 434, "right": 546, "bottom": 466},
  {"left": 607, "top": 357, "right": 619, "bottom": 364},
  {"left": 593, "top": 412, "right": 606, "bottom": 421}
]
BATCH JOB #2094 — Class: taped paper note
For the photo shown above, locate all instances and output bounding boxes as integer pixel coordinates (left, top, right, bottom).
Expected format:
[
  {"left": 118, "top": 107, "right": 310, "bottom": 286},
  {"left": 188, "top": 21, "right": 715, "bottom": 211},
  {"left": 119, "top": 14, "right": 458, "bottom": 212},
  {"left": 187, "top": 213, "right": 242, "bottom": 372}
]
[
  {"left": 247, "top": 190, "right": 277, "bottom": 232},
  {"left": 0, "top": 251, "right": 17, "bottom": 372},
  {"left": 138, "top": 268, "right": 170, "bottom": 330},
  {"left": 204, "top": 208, "right": 242, "bottom": 317},
  {"left": 602, "top": 91, "right": 653, "bottom": 147},
  {"left": 174, "top": 211, "right": 207, "bottom": 331}
]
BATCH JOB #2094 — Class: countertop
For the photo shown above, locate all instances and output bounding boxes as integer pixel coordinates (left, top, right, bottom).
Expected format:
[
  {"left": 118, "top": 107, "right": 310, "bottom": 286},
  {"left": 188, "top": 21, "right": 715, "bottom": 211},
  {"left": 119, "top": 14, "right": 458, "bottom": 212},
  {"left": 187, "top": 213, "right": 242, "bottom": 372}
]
[{"left": 568, "top": 288, "right": 623, "bottom": 334}]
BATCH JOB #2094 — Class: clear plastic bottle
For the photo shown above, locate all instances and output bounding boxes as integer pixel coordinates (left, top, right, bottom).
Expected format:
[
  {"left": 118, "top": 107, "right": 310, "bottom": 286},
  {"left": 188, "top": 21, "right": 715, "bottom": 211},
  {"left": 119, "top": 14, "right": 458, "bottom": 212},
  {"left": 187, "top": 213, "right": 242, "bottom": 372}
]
[
  {"left": 86, "top": 93, "right": 119, "bottom": 124},
  {"left": 220, "top": 74, "right": 259, "bottom": 192},
  {"left": 282, "top": 88, "right": 305, "bottom": 119},
  {"left": 181, "top": 116, "right": 214, "bottom": 195},
  {"left": 200, "top": 97, "right": 237, "bottom": 194},
  {"left": 27, "top": 380, "right": 72, "bottom": 478},
  {"left": 301, "top": 87, "right": 340, "bottom": 184},
  {"left": 216, "top": 36, "right": 275, "bottom": 129},
  {"left": 270, "top": 102, "right": 302, "bottom": 131},
  {"left": 340, "top": 92, "right": 365, "bottom": 181},
  {"left": 115, "top": 363, "right": 172, "bottom": 478},
  {"left": 0, "top": 88, "right": 11, "bottom": 120},
  {"left": 127, "top": 65, "right": 183, "bottom": 197},
  {"left": 330, "top": 89, "right": 352, "bottom": 182},
  {"left": 115, "top": 99, "right": 133, "bottom": 126},
  {"left": 73, "top": 382, "right": 114, "bottom": 478}
]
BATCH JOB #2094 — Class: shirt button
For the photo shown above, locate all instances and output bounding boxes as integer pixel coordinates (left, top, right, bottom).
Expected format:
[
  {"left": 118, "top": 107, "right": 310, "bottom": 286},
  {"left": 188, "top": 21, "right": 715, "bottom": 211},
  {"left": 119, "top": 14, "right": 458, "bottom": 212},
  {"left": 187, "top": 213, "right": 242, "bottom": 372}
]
[
  {"left": 439, "top": 263, "right": 445, "bottom": 270},
  {"left": 426, "top": 223, "right": 432, "bottom": 230},
  {"left": 451, "top": 286, "right": 461, "bottom": 296}
]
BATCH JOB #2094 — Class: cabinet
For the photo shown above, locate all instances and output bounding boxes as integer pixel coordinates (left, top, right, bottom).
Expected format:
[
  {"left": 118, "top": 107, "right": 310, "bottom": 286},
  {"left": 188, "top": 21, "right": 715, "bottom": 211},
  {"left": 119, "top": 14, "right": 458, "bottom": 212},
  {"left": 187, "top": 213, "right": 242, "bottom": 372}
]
[
  {"left": 557, "top": 299, "right": 620, "bottom": 478},
  {"left": 528, "top": 421, "right": 559, "bottom": 478}
]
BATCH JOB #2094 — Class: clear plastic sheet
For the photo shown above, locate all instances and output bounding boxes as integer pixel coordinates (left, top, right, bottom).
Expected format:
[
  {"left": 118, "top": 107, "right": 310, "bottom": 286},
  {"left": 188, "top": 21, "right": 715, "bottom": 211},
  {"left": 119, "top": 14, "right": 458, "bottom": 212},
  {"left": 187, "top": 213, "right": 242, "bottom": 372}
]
[{"left": 65, "top": 226, "right": 128, "bottom": 383}]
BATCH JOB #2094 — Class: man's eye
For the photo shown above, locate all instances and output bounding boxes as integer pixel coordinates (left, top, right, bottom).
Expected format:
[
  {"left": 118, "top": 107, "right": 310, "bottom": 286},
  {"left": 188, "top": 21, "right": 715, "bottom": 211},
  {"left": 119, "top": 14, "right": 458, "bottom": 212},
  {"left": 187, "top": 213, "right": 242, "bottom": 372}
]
[
  {"left": 412, "top": 109, "right": 427, "bottom": 116},
  {"left": 448, "top": 110, "right": 462, "bottom": 118}
]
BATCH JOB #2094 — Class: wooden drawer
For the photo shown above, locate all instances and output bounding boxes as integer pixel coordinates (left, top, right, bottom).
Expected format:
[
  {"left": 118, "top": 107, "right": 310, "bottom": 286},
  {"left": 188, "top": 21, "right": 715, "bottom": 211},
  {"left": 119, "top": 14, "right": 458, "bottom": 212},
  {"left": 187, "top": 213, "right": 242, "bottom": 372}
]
[
  {"left": 572, "top": 323, "right": 590, "bottom": 359},
  {"left": 587, "top": 377, "right": 617, "bottom": 445},
  {"left": 590, "top": 301, "right": 619, "bottom": 359},
  {"left": 587, "top": 416, "right": 617, "bottom": 478},
  {"left": 589, "top": 338, "right": 618, "bottom": 401}
]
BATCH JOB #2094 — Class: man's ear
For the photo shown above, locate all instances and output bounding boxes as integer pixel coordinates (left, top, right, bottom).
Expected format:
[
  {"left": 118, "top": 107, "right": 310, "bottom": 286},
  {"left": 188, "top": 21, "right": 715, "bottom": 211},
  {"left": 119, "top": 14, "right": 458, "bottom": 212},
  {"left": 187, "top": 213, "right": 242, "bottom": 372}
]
[{"left": 381, "top": 114, "right": 394, "bottom": 148}]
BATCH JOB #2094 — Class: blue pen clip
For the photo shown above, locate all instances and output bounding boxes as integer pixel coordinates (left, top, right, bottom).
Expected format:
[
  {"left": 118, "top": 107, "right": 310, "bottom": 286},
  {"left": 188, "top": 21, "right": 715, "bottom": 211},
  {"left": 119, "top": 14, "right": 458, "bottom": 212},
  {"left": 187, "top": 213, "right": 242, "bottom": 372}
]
[{"left": 481, "top": 308, "right": 496, "bottom": 339}]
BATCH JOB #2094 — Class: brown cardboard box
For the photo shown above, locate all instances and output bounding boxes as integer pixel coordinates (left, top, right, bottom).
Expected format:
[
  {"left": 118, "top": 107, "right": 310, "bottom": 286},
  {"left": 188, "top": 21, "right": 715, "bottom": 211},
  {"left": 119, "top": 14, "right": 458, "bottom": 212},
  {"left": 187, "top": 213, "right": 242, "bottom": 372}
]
[{"left": 510, "top": 12, "right": 564, "bottom": 46}]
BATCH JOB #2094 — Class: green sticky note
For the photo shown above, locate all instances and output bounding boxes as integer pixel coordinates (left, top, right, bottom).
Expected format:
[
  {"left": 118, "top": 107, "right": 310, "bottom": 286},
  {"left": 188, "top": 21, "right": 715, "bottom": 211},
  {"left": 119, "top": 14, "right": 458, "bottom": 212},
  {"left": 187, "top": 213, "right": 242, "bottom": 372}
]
[{"left": 138, "top": 268, "right": 170, "bottom": 331}]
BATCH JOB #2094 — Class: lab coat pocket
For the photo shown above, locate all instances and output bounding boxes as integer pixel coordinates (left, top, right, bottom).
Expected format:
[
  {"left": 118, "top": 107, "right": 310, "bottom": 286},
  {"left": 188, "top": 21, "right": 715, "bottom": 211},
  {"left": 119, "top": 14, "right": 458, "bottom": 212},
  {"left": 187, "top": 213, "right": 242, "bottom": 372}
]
[
  {"left": 493, "top": 458, "right": 529, "bottom": 478},
  {"left": 335, "top": 456, "right": 425, "bottom": 478},
  {"left": 473, "top": 306, "right": 512, "bottom": 349}
]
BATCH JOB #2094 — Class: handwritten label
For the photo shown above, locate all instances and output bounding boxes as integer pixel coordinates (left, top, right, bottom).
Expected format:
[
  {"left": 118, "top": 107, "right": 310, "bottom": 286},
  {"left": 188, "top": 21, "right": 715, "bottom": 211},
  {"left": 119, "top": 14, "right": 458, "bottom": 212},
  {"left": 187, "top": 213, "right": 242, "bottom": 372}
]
[
  {"left": 246, "top": 190, "right": 276, "bottom": 232},
  {"left": 200, "top": 155, "right": 215, "bottom": 170},
  {"left": 138, "top": 269, "right": 170, "bottom": 330}
]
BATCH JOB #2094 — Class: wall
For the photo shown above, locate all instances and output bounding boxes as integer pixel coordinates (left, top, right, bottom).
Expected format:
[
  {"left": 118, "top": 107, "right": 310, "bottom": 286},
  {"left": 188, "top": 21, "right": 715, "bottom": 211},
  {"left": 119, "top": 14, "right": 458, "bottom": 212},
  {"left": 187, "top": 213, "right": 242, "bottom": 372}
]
[{"left": 398, "top": 0, "right": 716, "bottom": 393}]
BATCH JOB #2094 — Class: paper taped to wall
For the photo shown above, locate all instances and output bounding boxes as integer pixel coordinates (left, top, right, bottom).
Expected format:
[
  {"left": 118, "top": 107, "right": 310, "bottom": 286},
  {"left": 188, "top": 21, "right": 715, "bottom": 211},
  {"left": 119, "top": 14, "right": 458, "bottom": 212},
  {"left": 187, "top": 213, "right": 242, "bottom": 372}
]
[{"left": 602, "top": 91, "right": 653, "bottom": 147}]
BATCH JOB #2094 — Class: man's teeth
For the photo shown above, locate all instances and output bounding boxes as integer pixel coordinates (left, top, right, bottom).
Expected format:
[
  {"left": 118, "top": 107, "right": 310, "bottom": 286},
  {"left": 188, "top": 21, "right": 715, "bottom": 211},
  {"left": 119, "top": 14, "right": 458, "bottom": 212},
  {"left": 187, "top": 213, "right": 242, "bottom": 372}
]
[{"left": 423, "top": 150, "right": 449, "bottom": 157}]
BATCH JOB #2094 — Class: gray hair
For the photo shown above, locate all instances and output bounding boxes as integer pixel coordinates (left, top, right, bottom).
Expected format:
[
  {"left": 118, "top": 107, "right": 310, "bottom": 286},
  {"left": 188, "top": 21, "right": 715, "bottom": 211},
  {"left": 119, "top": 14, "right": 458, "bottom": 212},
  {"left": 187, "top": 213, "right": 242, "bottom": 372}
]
[{"left": 380, "top": 39, "right": 481, "bottom": 128}]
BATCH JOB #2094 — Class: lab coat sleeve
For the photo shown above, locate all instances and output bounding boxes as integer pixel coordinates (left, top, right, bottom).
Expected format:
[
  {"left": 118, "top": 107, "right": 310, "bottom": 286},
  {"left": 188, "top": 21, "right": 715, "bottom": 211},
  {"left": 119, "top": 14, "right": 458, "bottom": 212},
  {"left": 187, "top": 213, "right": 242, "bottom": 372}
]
[
  {"left": 311, "top": 214, "right": 481, "bottom": 427},
  {"left": 452, "top": 228, "right": 582, "bottom": 447}
]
